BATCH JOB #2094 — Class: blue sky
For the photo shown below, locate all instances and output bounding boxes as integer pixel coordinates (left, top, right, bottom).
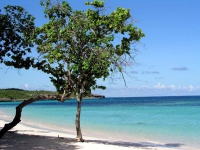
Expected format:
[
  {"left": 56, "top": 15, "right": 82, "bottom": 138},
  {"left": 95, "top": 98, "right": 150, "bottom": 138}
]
[{"left": 0, "top": 0, "right": 200, "bottom": 97}]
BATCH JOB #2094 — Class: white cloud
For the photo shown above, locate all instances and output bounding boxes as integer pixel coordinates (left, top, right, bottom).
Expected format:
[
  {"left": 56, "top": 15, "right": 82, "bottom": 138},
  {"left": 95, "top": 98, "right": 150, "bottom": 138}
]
[
  {"left": 154, "top": 83, "right": 165, "bottom": 89},
  {"left": 189, "top": 85, "right": 194, "bottom": 91},
  {"left": 18, "top": 84, "right": 55, "bottom": 91},
  {"left": 153, "top": 83, "right": 200, "bottom": 92},
  {"left": 21, "top": 84, "right": 29, "bottom": 90},
  {"left": 94, "top": 83, "right": 200, "bottom": 97},
  {"left": 168, "top": 85, "right": 176, "bottom": 90},
  {"left": 142, "top": 85, "right": 148, "bottom": 89}
]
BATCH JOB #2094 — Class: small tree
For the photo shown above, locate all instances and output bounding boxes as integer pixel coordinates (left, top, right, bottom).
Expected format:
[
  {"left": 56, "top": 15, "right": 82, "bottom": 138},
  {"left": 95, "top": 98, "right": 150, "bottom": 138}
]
[{"left": 34, "top": 0, "right": 145, "bottom": 141}]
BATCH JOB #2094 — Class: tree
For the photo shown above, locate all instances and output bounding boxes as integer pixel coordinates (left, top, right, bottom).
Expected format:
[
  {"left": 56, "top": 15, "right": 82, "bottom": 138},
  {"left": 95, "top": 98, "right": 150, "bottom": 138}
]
[
  {"left": 0, "top": 5, "right": 35, "bottom": 138},
  {"left": 33, "top": 0, "right": 145, "bottom": 142},
  {"left": 0, "top": 5, "right": 67, "bottom": 139},
  {"left": 0, "top": 5, "right": 35, "bottom": 68},
  {"left": 0, "top": 3, "right": 74, "bottom": 139}
]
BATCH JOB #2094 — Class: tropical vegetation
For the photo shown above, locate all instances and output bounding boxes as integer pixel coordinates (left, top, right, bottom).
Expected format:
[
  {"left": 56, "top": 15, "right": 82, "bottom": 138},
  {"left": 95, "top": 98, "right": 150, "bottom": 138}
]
[{"left": 0, "top": 0, "right": 144, "bottom": 141}]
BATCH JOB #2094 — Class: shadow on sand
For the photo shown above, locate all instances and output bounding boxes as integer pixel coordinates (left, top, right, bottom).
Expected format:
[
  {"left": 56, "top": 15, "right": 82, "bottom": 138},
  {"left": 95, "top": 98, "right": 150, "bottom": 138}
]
[
  {"left": 0, "top": 130, "right": 184, "bottom": 150},
  {"left": 0, "top": 131, "right": 78, "bottom": 150},
  {"left": 86, "top": 139, "right": 184, "bottom": 149}
]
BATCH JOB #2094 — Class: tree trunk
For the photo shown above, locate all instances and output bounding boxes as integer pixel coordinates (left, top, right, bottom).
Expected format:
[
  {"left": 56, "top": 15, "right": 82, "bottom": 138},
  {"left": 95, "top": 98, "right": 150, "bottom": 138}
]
[
  {"left": 0, "top": 105, "right": 22, "bottom": 139},
  {"left": 75, "top": 97, "right": 84, "bottom": 142},
  {"left": 0, "top": 94, "right": 68, "bottom": 139}
]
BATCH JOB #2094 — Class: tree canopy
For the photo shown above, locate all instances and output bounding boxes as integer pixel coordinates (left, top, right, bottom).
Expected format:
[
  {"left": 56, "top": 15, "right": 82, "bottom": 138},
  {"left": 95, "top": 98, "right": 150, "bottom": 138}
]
[
  {"left": 0, "top": 5, "right": 35, "bottom": 69},
  {"left": 33, "top": 0, "right": 144, "bottom": 96}
]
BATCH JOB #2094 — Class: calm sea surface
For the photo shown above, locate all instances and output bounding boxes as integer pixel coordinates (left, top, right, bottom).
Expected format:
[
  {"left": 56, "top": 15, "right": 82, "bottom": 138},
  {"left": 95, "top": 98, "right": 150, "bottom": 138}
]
[{"left": 0, "top": 96, "right": 200, "bottom": 149}]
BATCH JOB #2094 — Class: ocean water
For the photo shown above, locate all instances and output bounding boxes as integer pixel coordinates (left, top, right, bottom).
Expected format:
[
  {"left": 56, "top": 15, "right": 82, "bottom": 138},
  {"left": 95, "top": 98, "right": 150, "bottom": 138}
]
[{"left": 0, "top": 96, "right": 200, "bottom": 149}]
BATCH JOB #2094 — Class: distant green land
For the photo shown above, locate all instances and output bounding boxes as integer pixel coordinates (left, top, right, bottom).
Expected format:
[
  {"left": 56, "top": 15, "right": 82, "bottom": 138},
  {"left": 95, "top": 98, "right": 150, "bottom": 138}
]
[
  {"left": 0, "top": 88, "right": 58, "bottom": 101},
  {"left": 0, "top": 88, "right": 105, "bottom": 102}
]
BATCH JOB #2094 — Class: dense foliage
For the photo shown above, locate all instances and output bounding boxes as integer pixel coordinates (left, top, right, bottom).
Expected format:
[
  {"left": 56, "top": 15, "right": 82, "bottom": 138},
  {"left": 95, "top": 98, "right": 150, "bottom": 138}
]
[
  {"left": 0, "top": 5, "right": 35, "bottom": 68},
  {"left": 33, "top": 0, "right": 144, "bottom": 98}
]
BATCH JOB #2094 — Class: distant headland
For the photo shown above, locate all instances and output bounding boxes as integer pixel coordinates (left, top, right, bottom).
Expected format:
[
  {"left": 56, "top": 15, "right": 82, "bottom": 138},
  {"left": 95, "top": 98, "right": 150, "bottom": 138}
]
[{"left": 0, "top": 88, "right": 105, "bottom": 102}]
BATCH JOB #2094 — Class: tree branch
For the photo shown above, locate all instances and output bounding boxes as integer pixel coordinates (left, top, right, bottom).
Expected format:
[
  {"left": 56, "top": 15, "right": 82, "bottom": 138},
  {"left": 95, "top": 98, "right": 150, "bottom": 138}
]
[{"left": 0, "top": 94, "right": 69, "bottom": 139}]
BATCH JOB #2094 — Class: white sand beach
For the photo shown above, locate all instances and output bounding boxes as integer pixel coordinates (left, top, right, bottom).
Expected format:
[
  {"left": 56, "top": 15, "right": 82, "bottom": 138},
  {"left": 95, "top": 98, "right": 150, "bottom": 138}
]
[{"left": 0, "top": 120, "right": 187, "bottom": 150}]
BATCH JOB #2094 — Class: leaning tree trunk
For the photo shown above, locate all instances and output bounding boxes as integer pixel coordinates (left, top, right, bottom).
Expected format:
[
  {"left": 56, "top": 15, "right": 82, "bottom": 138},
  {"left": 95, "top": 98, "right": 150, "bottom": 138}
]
[
  {"left": 75, "top": 93, "right": 84, "bottom": 142},
  {"left": 0, "top": 94, "right": 68, "bottom": 139}
]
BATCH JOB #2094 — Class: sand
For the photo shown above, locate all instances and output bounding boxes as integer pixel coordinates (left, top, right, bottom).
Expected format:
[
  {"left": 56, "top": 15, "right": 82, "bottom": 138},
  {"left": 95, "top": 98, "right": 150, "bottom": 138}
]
[{"left": 0, "top": 120, "right": 186, "bottom": 150}]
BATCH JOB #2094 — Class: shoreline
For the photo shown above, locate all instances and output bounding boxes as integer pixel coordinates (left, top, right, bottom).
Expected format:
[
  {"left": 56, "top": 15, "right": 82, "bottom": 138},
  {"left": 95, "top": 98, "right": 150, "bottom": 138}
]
[{"left": 0, "top": 119, "right": 189, "bottom": 150}]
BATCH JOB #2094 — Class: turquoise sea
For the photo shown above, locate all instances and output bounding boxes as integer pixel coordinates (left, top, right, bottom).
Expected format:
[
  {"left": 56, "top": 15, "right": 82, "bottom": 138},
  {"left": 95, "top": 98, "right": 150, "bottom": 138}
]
[{"left": 0, "top": 96, "right": 200, "bottom": 149}]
